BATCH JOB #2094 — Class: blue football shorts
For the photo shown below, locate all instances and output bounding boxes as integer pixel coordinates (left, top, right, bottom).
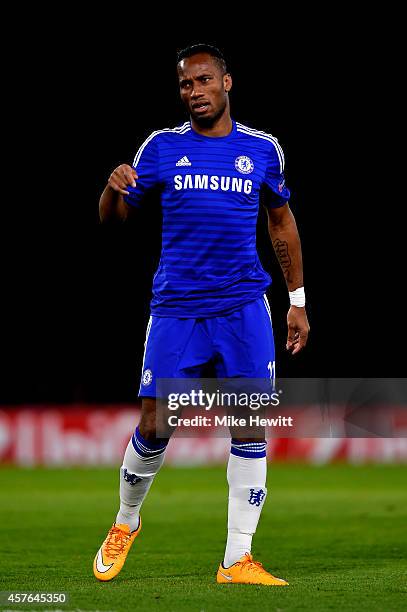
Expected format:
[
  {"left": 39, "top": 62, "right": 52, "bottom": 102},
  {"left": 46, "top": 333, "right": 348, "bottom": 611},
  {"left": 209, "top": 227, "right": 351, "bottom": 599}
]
[{"left": 139, "top": 295, "right": 275, "bottom": 397}]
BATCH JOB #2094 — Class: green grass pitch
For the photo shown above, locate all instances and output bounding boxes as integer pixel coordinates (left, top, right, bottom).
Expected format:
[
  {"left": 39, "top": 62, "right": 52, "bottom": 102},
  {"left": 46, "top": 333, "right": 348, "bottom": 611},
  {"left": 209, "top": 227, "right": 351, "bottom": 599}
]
[{"left": 0, "top": 463, "right": 406, "bottom": 611}]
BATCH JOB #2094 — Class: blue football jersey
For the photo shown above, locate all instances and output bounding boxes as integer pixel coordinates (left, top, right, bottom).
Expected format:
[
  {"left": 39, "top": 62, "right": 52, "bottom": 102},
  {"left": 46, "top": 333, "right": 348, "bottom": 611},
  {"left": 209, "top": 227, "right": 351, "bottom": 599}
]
[{"left": 124, "top": 120, "right": 290, "bottom": 317}]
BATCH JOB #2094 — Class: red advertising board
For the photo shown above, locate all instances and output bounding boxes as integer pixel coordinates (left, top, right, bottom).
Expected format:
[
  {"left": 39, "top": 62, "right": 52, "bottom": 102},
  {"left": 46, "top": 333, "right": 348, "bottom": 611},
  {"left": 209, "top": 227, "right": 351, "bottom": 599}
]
[{"left": 0, "top": 406, "right": 406, "bottom": 465}]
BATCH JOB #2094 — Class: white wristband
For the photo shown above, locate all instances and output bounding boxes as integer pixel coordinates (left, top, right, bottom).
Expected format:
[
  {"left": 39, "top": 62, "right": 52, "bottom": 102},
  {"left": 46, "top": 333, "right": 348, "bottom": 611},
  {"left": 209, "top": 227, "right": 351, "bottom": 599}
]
[{"left": 289, "top": 287, "right": 305, "bottom": 307}]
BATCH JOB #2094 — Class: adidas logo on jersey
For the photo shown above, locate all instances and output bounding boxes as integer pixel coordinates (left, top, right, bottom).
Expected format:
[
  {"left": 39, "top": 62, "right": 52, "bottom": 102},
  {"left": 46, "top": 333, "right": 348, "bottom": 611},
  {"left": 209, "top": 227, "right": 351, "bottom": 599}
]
[{"left": 176, "top": 156, "right": 192, "bottom": 166}]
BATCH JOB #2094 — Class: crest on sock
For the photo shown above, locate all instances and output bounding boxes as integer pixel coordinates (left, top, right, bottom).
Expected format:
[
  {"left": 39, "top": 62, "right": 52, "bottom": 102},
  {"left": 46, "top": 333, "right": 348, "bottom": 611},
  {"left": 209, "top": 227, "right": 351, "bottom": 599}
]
[
  {"left": 248, "top": 488, "right": 266, "bottom": 507},
  {"left": 122, "top": 468, "right": 143, "bottom": 485}
]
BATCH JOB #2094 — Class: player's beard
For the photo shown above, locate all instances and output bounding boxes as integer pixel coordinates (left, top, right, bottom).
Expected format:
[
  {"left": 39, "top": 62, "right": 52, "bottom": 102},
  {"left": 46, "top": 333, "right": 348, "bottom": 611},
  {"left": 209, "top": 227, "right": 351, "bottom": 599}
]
[{"left": 191, "top": 100, "right": 228, "bottom": 128}]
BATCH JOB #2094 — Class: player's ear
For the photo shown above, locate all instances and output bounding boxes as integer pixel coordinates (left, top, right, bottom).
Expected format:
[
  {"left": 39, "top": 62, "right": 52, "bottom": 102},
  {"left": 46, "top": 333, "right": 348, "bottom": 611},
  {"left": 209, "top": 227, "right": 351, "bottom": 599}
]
[{"left": 224, "top": 73, "right": 232, "bottom": 93}]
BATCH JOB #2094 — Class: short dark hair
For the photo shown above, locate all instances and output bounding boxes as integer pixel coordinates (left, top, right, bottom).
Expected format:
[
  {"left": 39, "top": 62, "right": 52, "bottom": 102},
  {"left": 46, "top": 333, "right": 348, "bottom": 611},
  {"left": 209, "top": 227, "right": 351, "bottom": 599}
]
[{"left": 176, "top": 44, "right": 228, "bottom": 74}]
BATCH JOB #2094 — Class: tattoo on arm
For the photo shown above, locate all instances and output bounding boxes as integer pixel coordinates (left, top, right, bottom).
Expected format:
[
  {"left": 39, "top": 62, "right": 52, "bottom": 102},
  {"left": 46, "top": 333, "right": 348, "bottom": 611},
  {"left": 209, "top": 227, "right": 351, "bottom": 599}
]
[{"left": 273, "top": 238, "right": 293, "bottom": 283}]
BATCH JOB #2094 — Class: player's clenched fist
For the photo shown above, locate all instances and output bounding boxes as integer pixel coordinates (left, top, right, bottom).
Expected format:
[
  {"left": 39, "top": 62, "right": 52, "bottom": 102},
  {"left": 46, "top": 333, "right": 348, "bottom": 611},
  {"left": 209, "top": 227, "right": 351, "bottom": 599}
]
[{"left": 108, "top": 164, "right": 138, "bottom": 196}]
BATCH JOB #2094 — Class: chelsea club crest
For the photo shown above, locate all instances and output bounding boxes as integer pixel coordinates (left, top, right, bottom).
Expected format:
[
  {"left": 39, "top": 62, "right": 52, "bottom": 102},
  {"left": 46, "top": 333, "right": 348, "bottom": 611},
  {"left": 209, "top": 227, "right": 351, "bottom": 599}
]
[
  {"left": 142, "top": 369, "right": 153, "bottom": 386},
  {"left": 235, "top": 155, "right": 254, "bottom": 174}
]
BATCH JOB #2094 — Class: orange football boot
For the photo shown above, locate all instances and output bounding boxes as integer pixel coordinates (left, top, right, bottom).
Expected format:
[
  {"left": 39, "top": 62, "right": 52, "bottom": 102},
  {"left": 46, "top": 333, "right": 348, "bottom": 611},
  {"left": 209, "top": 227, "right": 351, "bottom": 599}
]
[
  {"left": 93, "top": 518, "right": 141, "bottom": 581},
  {"left": 217, "top": 553, "right": 288, "bottom": 586}
]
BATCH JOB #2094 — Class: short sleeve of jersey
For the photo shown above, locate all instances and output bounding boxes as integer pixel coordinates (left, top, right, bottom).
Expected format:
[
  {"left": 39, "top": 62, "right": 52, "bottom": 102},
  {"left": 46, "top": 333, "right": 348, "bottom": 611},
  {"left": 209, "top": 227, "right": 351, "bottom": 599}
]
[
  {"left": 123, "top": 134, "right": 160, "bottom": 208},
  {"left": 263, "top": 140, "right": 290, "bottom": 208}
]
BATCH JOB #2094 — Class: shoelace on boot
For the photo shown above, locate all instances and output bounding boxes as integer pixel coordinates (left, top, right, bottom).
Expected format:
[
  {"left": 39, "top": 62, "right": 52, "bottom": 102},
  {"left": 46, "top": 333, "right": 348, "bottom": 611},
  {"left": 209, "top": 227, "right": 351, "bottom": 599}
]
[
  {"left": 105, "top": 527, "right": 131, "bottom": 559},
  {"left": 237, "top": 553, "right": 268, "bottom": 575}
]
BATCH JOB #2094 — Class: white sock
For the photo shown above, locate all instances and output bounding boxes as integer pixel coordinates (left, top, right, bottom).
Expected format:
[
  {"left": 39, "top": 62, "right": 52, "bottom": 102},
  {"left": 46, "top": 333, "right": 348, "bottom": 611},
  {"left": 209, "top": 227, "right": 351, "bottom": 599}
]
[
  {"left": 116, "top": 428, "right": 167, "bottom": 532},
  {"left": 223, "top": 445, "right": 267, "bottom": 568}
]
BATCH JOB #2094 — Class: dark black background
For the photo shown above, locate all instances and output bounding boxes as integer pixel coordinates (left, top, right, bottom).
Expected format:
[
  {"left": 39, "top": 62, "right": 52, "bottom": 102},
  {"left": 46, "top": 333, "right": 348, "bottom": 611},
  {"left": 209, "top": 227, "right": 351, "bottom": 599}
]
[{"left": 1, "top": 17, "right": 401, "bottom": 404}]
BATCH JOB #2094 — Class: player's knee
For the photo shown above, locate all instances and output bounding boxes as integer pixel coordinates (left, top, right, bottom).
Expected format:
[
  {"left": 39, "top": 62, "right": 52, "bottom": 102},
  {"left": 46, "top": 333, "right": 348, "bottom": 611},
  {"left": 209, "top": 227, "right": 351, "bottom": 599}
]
[
  {"left": 138, "top": 398, "right": 158, "bottom": 440},
  {"left": 138, "top": 417, "right": 158, "bottom": 442},
  {"left": 138, "top": 410, "right": 169, "bottom": 444}
]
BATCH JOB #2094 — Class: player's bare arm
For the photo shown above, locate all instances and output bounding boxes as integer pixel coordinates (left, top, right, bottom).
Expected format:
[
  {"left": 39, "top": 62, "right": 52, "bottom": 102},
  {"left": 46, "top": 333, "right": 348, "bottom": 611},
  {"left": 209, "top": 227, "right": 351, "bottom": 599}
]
[
  {"left": 266, "top": 203, "right": 310, "bottom": 355},
  {"left": 99, "top": 164, "right": 138, "bottom": 223}
]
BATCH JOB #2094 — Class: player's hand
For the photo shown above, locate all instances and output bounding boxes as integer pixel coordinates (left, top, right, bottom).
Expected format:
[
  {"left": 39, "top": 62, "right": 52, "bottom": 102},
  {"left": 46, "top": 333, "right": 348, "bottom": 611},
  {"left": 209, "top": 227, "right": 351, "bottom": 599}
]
[
  {"left": 286, "top": 306, "right": 310, "bottom": 355},
  {"left": 108, "top": 164, "right": 138, "bottom": 196}
]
